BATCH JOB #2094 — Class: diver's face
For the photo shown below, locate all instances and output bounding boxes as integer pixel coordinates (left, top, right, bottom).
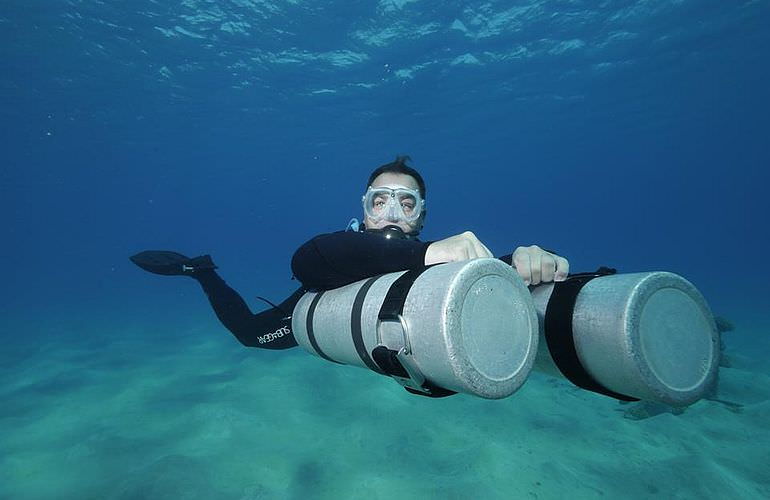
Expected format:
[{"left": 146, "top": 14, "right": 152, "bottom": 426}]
[{"left": 363, "top": 172, "right": 424, "bottom": 233}]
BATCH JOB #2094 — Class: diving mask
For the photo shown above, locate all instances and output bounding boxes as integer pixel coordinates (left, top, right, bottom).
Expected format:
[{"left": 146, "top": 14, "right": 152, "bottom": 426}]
[{"left": 362, "top": 185, "right": 424, "bottom": 224}]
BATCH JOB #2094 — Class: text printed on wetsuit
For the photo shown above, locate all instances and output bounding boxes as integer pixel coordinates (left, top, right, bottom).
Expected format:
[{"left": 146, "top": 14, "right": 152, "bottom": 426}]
[{"left": 258, "top": 325, "right": 291, "bottom": 344}]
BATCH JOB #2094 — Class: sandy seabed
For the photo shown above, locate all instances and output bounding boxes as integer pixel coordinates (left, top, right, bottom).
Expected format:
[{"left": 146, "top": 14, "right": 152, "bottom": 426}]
[{"left": 1, "top": 317, "right": 768, "bottom": 500}]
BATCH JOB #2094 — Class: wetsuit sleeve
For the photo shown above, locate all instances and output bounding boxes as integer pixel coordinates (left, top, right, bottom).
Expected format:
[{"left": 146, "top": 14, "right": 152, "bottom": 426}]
[{"left": 292, "top": 231, "right": 431, "bottom": 290}]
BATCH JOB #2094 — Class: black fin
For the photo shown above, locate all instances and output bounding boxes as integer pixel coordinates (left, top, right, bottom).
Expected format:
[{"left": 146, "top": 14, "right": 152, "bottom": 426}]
[{"left": 129, "top": 250, "right": 216, "bottom": 276}]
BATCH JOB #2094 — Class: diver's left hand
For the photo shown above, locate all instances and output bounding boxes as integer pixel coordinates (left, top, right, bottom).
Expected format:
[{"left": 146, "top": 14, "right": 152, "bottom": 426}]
[{"left": 511, "top": 245, "right": 569, "bottom": 286}]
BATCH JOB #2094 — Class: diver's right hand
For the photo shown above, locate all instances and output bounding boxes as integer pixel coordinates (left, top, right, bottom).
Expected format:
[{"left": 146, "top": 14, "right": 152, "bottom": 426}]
[{"left": 425, "top": 231, "right": 493, "bottom": 265}]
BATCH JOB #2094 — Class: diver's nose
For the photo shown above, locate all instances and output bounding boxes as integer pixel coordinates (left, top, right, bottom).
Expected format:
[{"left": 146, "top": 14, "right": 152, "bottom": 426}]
[
  {"left": 384, "top": 207, "right": 400, "bottom": 221},
  {"left": 382, "top": 199, "right": 399, "bottom": 221}
]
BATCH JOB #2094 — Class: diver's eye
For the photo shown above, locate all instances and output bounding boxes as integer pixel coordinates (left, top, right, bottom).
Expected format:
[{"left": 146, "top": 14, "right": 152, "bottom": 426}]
[{"left": 371, "top": 197, "right": 387, "bottom": 212}]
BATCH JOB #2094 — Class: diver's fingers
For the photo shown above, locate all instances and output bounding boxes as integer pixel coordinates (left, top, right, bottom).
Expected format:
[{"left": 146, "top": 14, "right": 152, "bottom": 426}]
[
  {"left": 542, "top": 252, "right": 557, "bottom": 283},
  {"left": 460, "top": 231, "right": 492, "bottom": 259},
  {"left": 425, "top": 231, "right": 493, "bottom": 265},
  {"left": 474, "top": 238, "right": 494, "bottom": 259},
  {"left": 529, "top": 246, "right": 543, "bottom": 285},
  {"left": 554, "top": 255, "right": 570, "bottom": 281},
  {"left": 512, "top": 247, "right": 533, "bottom": 285}
]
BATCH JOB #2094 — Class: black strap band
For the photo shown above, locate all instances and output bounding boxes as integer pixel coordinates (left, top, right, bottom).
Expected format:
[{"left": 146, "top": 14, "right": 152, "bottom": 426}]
[
  {"left": 370, "top": 346, "right": 457, "bottom": 398},
  {"left": 351, "top": 276, "right": 385, "bottom": 374},
  {"left": 378, "top": 267, "right": 429, "bottom": 322},
  {"left": 305, "top": 291, "right": 343, "bottom": 365},
  {"left": 544, "top": 267, "right": 639, "bottom": 402},
  {"left": 372, "top": 266, "right": 458, "bottom": 398}
]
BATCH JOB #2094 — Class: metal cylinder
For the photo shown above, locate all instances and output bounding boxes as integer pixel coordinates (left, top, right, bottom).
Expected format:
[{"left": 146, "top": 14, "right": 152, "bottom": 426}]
[
  {"left": 292, "top": 258, "right": 539, "bottom": 399},
  {"left": 530, "top": 272, "right": 720, "bottom": 406}
]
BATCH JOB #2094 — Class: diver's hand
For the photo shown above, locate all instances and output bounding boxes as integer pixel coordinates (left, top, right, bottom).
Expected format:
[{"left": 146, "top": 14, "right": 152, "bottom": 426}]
[
  {"left": 425, "top": 231, "right": 493, "bottom": 265},
  {"left": 511, "top": 245, "right": 569, "bottom": 286}
]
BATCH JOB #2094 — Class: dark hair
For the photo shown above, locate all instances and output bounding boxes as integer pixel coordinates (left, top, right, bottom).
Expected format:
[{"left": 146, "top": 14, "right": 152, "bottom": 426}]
[{"left": 366, "top": 155, "right": 426, "bottom": 199}]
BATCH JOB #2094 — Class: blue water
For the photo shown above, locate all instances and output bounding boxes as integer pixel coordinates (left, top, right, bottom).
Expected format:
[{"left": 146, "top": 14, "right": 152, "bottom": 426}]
[{"left": 2, "top": 1, "right": 769, "bottom": 498}]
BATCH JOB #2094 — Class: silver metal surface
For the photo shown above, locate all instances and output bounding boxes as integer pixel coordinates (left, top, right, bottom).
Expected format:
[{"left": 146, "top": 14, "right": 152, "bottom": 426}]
[
  {"left": 293, "top": 258, "right": 539, "bottom": 399},
  {"left": 530, "top": 272, "right": 720, "bottom": 406}
]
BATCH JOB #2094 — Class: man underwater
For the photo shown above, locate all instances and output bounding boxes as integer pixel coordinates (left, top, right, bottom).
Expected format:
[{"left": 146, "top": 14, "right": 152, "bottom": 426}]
[{"left": 131, "top": 156, "right": 569, "bottom": 354}]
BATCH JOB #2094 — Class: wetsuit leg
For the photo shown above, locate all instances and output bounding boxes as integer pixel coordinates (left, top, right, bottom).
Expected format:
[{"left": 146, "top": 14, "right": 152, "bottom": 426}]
[{"left": 193, "top": 269, "right": 302, "bottom": 350}]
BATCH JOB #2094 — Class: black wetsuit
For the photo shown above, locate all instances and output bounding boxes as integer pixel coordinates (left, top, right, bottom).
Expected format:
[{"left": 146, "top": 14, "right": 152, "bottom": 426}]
[
  {"left": 194, "top": 268, "right": 304, "bottom": 349},
  {"left": 197, "top": 229, "right": 516, "bottom": 350},
  {"left": 290, "top": 229, "right": 519, "bottom": 290}
]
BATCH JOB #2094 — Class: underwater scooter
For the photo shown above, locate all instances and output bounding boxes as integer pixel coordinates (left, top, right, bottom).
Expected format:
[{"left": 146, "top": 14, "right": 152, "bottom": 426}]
[
  {"left": 292, "top": 258, "right": 719, "bottom": 405},
  {"left": 130, "top": 250, "right": 719, "bottom": 404}
]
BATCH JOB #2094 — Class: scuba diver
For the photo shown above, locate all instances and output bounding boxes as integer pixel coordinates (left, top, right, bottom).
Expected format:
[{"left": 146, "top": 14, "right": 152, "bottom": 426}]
[{"left": 131, "top": 156, "right": 570, "bottom": 352}]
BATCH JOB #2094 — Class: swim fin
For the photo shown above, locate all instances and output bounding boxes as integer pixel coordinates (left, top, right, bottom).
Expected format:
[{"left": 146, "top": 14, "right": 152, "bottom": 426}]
[{"left": 130, "top": 250, "right": 217, "bottom": 276}]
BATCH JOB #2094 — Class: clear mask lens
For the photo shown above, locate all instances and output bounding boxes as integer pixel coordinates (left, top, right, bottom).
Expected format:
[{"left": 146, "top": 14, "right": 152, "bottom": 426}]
[{"left": 363, "top": 186, "right": 423, "bottom": 224}]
